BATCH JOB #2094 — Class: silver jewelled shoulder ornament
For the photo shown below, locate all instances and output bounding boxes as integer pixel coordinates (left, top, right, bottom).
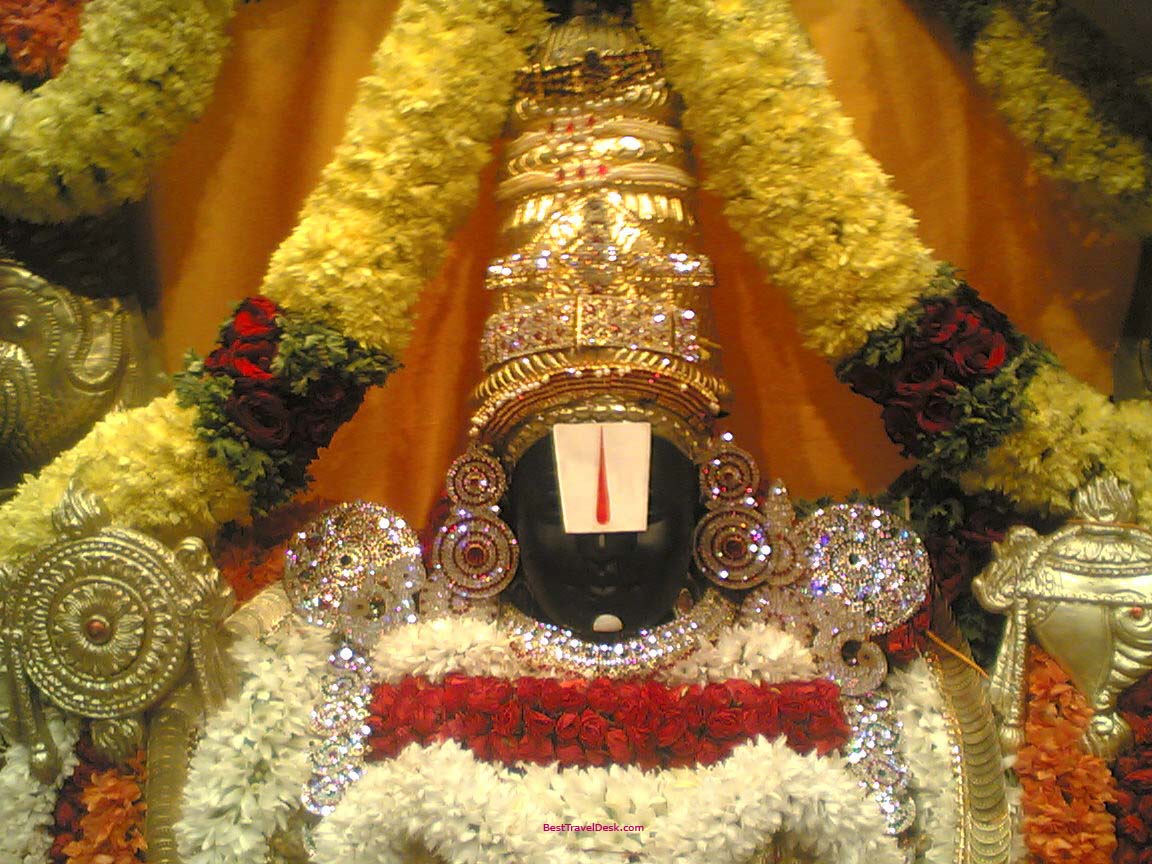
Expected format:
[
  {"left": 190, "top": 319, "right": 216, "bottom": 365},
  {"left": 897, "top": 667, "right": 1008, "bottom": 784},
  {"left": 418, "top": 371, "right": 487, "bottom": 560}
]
[
  {"left": 740, "top": 492, "right": 932, "bottom": 845},
  {"left": 283, "top": 502, "right": 425, "bottom": 816},
  {"left": 974, "top": 473, "right": 1152, "bottom": 762}
]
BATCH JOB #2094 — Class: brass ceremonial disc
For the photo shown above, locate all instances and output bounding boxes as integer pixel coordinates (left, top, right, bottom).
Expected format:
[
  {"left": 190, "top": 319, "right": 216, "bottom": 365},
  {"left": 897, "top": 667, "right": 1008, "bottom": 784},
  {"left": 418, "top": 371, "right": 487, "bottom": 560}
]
[{"left": 10, "top": 528, "right": 189, "bottom": 718}]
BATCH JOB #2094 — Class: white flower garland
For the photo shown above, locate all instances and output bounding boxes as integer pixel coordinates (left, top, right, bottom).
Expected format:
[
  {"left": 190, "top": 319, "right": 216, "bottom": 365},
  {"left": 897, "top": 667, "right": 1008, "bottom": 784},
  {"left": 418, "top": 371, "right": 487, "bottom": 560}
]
[
  {"left": 369, "top": 615, "right": 817, "bottom": 684},
  {"left": 0, "top": 710, "right": 80, "bottom": 864},
  {"left": 0, "top": 0, "right": 238, "bottom": 223},
  {"left": 314, "top": 737, "right": 900, "bottom": 864},
  {"left": 177, "top": 622, "right": 331, "bottom": 864},
  {"left": 888, "top": 659, "right": 958, "bottom": 864},
  {"left": 180, "top": 609, "right": 971, "bottom": 863}
]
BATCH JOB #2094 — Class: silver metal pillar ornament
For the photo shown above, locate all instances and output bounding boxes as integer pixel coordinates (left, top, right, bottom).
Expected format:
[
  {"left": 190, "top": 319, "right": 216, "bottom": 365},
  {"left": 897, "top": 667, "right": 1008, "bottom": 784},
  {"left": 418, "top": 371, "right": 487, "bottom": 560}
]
[{"left": 973, "top": 474, "right": 1152, "bottom": 762}]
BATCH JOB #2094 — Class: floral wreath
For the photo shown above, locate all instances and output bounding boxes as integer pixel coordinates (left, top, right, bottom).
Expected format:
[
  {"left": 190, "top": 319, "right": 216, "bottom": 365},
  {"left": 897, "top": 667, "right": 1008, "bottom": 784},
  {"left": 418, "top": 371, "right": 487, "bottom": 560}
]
[{"left": 0, "top": 0, "right": 238, "bottom": 223}]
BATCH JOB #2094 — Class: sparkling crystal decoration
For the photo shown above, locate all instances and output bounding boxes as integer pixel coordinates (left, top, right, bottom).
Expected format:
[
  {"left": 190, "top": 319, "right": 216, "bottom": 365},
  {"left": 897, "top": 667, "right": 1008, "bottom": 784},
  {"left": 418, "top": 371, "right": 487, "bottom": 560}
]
[
  {"left": 843, "top": 688, "right": 917, "bottom": 840},
  {"left": 284, "top": 502, "right": 424, "bottom": 643},
  {"left": 431, "top": 445, "right": 519, "bottom": 600},
  {"left": 503, "top": 589, "right": 734, "bottom": 678},
  {"left": 284, "top": 502, "right": 425, "bottom": 816},
  {"left": 799, "top": 504, "right": 930, "bottom": 634}
]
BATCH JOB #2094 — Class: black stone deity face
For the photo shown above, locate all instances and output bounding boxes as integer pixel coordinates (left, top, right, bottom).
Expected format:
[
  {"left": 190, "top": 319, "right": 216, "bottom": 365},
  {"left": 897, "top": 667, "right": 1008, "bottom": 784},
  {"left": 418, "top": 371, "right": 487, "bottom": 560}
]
[{"left": 509, "top": 432, "right": 698, "bottom": 641}]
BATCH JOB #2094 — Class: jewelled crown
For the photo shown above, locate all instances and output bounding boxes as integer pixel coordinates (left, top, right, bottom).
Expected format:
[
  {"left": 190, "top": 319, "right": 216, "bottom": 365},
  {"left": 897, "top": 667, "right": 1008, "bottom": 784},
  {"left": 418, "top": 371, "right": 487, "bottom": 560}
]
[{"left": 471, "top": 12, "right": 730, "bottom": 464}]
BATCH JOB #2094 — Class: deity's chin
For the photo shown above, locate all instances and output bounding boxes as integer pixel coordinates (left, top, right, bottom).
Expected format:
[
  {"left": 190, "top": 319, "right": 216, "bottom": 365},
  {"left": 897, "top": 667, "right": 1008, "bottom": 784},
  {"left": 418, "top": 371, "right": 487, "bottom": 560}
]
[{"left": 525, "top": 577, "right": 684, "bottom": 642}]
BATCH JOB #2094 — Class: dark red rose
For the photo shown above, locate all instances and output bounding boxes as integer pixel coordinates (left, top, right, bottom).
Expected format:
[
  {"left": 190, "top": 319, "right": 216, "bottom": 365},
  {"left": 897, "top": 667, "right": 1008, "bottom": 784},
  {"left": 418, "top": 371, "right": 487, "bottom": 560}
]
[
  {"left": 1125, "top": 768, "right": 1152, "bottom": 791},
  {"left": 524, "top": 708, "right": 554, "bottom": 738},
  {"left": 670, "top": 731, "right": 701, "bottom": 757},
  {"left": 957, "top": 507, "right": 1009, "bottom": 547},
  {"left": 555, "top": 742, "right": 584, "bottom": 763},
  {"left": 204, "top": 346, "right": 238, "bottom": 374},
  {"left": 919, "top": 301, "right": 978, "bottom": 346},
  {"left": 225, "top": 384, "right": 293, "bottom": 449},
  {"left": 578, "top": 709, "right": 608, "bottom": 748},
  {"left": 605, "top": 728, "right": 632, "bottom": 762},
  {"left": 459, "top": 712, "right": 491, "bottom": 737},
  {"left": 541, "top": 680, "right": 587, "bottom": 714},
  {"left": 410, "top": 702, "right": 440, "bottom": 738},
  {"left": 915, "top": 383, "right": 960, "bottom": 434},
  {"left": 1118, "top": 814, "right": 1149, "bottom": 845},
  {"left": 227, "top": 296, "right": 281, "bottom": 341},
  {"left": 680, "top": 697, "right": 707, "bottom": 730},
  {"left": 656, "top": 715, "right": 687, "bottom": 748},
  {"left": 492, "top": 702, "right": 523, "bottom": 736},
  {"left": 54, "top": 798, "right": 78, "bottom": 826},
  {"left": 555, "top": 712, "right": 581, "bottom": 742},
  {"left": 442, "top": 674, "right": 472, "bottom": 712},
  {"left": 705, "top": 708, "right": 744, "bottom": 740},
  {"left": 894, "top": 347, "right": 949, "bottom": 397},
  {"left": 491, "top": 735, "right": 519, "bottom": 763},
  {"left": 465, "top": 680, "right": 511, "bottom": 713},
  {"left": 516, "top": 677, "right": 546, "bottom": 703},
  {"left": 586, "top": 678, "right": 619, "bottom": 714},
  {"left": 925, "top": 535, "right": 972, "bottom": 602},
  {"left": 583, "top": 746, "right": 609, "bottom": 766},
  {"left": 515, "top": 736, "right": 555, "bottom": 764},
  {"left": 468, "top": 734, "right": 493, "bottom": 760},
  {"left": 297, "top": 409, "right": 343, "bottom": 450},
  {"left": 1139, "top": 794, "right": 1152, "bottom": 822},
  {"left": 696, "top": 740, "right": 724, "bottom": 765},
  {"left": 842, "top": 360, "right": 894, "bottom": 402},
  {"left": 701, "top": 686, "right": 731, "bottom": 710},
  {"left": 308, "top": 371, "right": 364, "bottom": 420},
  {"left": 725, "top": 680, "right": 762, "bottom": 707},
  {"left": 950, "top": 328, "right": 1008, "bottom": 377}
]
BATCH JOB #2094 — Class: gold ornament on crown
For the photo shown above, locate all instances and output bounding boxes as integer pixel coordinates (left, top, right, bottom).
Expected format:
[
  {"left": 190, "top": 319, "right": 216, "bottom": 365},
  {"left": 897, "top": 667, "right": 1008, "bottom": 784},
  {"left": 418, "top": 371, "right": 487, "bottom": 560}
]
[{"left": 471, "top": 13, "right": 729, "bottom": 463}]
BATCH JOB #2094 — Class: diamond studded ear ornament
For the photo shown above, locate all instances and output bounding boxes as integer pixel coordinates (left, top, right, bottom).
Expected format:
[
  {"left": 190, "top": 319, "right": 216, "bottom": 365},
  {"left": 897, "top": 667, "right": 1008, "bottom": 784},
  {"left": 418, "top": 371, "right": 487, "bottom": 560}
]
[
  {"left": 796, "top": 503, "right": 932, "bottom": 696},
  {"left": 692, "top": 435, "right": 800, "bottom": 591},
  {"left": 430, "top": 445, "right": 519, "bottom": 599}
]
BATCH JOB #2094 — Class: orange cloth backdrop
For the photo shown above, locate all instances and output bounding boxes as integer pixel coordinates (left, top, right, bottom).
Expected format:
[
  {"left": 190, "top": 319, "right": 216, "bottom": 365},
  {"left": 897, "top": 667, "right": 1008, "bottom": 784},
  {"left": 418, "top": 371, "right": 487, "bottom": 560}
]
[{"left": 150, "top": 0, "right": 1140, "bottom": 528}]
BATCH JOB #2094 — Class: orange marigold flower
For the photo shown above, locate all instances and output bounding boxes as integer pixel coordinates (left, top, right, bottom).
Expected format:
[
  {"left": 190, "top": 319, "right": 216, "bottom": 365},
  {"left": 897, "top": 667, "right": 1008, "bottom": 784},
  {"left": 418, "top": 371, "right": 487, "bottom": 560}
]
[
  {"left": 61, "top": 750, "right": 147, "bottom": 864},
  {"left": 1018, "top": 647, "right": 1118, "bottom": 864},
  {"left": 0, "top": 0, "right": 87, "bottom": 82}
]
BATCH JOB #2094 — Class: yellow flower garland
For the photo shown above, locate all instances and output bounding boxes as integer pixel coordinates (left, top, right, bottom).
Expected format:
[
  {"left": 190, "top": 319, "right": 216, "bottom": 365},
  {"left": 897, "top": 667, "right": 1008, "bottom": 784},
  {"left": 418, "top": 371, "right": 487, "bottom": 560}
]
[
  {"left": 0, "top": 0, "right": 237, "bottom": 224},
  {"left": 0, "top": 395, "right": 248, "bottom": 564},
  {"left": 260, "top": 0, "right": 547, "bottom": 356},
  {"left": 637, "top": 0, "right": 1152, "bottom": 520},
  {"left": 0, "top": 0, "right": 545, "bottom": 565},
  {"left": 971, "top": 3, "right": 1152, "bottom": 234}
]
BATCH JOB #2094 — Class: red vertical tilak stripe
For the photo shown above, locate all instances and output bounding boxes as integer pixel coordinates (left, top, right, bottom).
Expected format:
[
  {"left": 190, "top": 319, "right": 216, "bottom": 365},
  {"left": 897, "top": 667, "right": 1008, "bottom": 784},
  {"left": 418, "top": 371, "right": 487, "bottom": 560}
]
[{"left": 596, "top": 427, "right": 611, "bottom": 525}]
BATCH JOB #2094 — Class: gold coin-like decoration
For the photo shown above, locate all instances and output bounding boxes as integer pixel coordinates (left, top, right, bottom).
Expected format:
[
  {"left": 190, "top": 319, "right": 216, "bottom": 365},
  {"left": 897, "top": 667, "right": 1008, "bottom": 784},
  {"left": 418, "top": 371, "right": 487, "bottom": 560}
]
[{"left": 10, "top": 529, "right": 188, "bottom": 719}]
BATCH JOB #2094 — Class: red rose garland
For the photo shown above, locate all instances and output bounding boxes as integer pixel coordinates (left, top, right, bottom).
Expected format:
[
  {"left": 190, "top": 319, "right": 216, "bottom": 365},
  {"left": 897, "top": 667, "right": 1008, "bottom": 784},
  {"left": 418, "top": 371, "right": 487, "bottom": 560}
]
[
  {"left": 1113, "top": 671, "right": 1152, "bottom": 863},
  {"left": 175, "top": 296, "right": 396, "bottom": 512},
  {"left": 839, "top": 277, "right": 1052, "bottom": 472},
  {"left": 366, "top": 674, "right": 849, "bottom": 770}
]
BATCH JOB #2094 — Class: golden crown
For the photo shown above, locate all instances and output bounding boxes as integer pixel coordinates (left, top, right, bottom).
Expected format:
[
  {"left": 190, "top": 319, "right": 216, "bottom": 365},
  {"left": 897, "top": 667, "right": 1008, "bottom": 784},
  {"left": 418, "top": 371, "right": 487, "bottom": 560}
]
[{"left": 470, "top": 12, "right": 729, "bottom": 462}]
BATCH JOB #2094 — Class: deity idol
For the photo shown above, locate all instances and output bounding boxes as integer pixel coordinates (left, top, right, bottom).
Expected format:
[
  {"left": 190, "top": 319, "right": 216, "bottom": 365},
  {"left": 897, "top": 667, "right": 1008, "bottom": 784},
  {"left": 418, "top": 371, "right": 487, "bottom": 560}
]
[{"left": 175, "top": 10, "right": 1011, "bottom": 864}]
